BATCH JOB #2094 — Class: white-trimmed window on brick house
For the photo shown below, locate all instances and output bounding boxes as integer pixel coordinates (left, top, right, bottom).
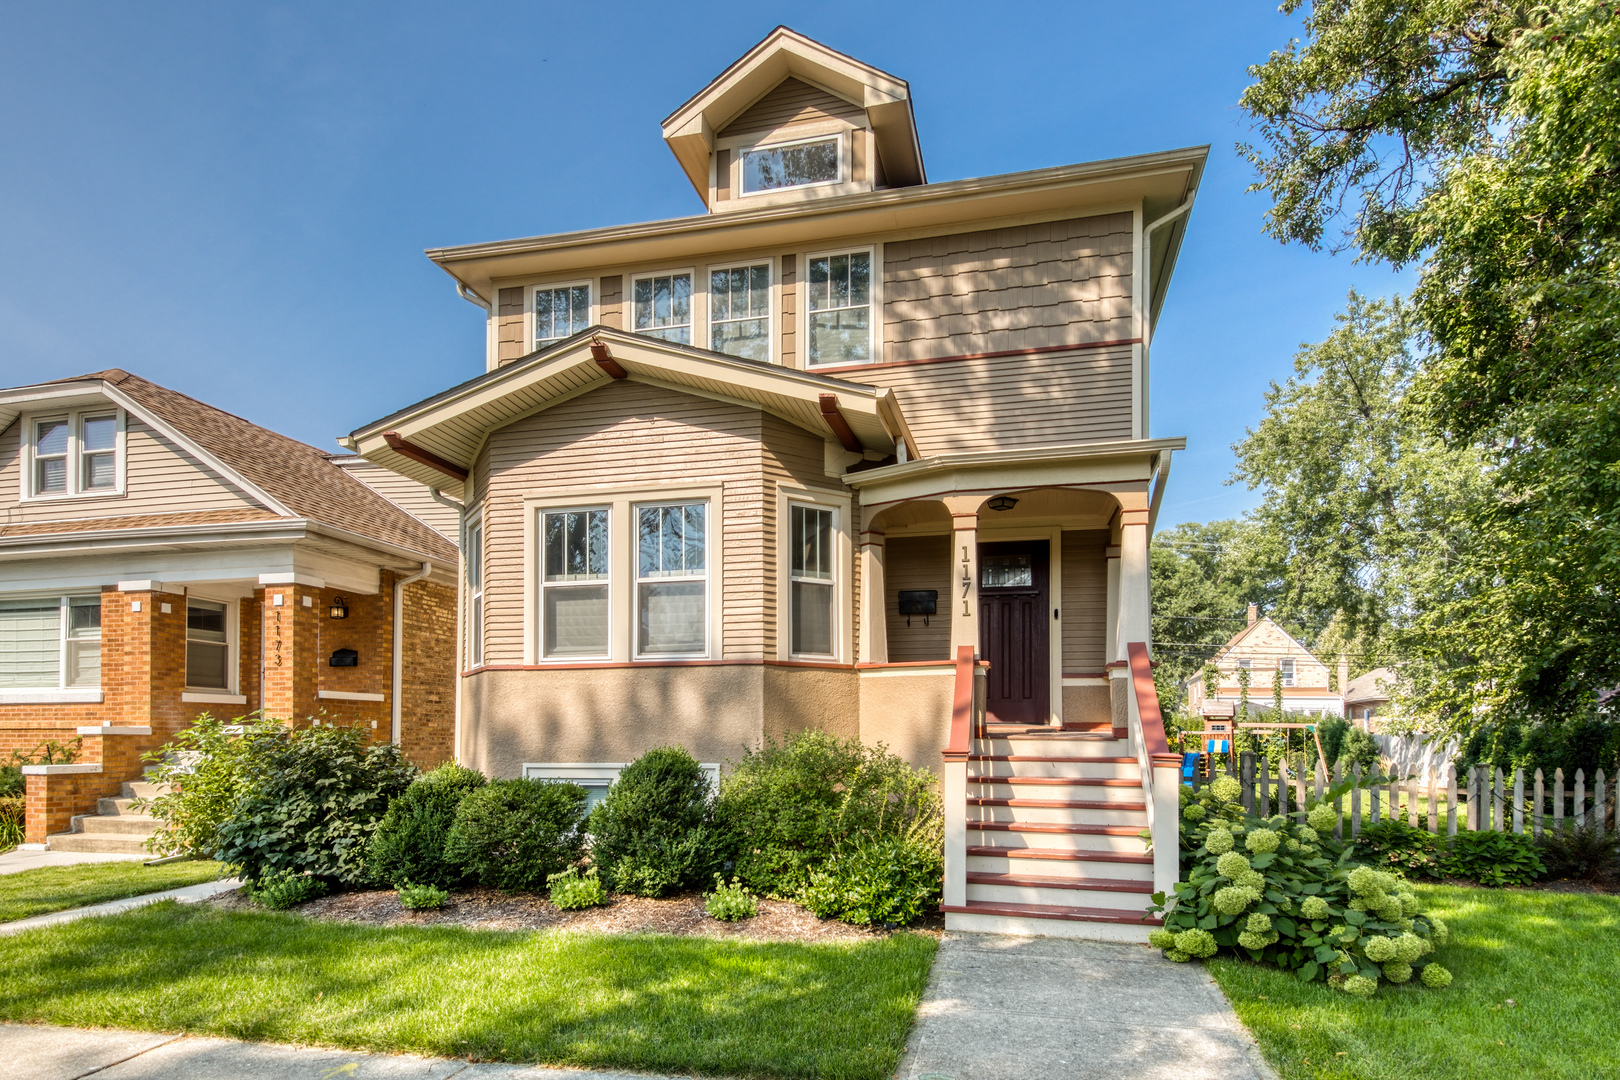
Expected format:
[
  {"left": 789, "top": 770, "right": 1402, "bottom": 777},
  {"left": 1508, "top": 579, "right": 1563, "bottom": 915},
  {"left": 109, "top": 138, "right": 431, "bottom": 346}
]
[
  {"left": 789, "top": 503, "right": 835, "bottom": 657},
  {"left": 0, "top": 595, "right": 102, "bottom": 690},
  {"left": 709, "top": 263, "right": 771, "bottom": 361},
  {"left": 534, "top": 283, "right": 591, "bottom": 350},
  {"left": 631, "top": 271, "right": 693, "bottom": 344},
  {"left": 540, "top": 507, "right": 610, "bottom": 659},
  {"left": 1279, "top": 658, "right": 1296, "bottom": 687},
  {"left": 467, "top": 518, "right": 485, "bottom": 668},
  {"left": 636, "top": 501, "right": 708, "bottom": 657},
  {"left": 26, "top": 410, "right": 123, "bottom": 499},
  {"left": 186, "top": 598, "right": 231, "bottom": 691},
  {"left": 805, "top": 250, "right": 871, "bottom": 365}
]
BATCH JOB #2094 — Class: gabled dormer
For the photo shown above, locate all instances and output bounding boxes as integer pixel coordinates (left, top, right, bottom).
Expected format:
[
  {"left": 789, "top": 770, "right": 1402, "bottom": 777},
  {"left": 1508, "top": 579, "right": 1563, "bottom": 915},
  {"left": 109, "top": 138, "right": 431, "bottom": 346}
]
[{"left": 661, "top": 26, "right": 925, "bottom": 213}]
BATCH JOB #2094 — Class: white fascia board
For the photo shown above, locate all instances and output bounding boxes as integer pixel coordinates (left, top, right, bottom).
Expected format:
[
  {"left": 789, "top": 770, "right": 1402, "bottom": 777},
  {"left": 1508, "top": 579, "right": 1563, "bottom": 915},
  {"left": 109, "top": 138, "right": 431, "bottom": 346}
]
[
  {"left": 844, "top": 437, "right": 1188, "bottom": 489},
  {"left": 0, "top": 520, "right": 311, "bottom": 562},
  {"left": 0, "top": 543, "right": 304, "bottom": 595}
]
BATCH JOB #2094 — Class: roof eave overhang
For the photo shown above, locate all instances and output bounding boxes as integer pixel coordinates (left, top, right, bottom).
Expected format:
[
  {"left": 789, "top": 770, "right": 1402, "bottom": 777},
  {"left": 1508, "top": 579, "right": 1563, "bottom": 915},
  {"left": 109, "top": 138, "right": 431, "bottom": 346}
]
[
  {"left": 0, "top": 517, "right": 454, "bottom": 570},
  {"left": 844, "top": 436, "right": 1188, "bottom": 489},
  {"left": 425, "top": 146, "right": 1209, "bottom": 295},
  {"left": 0, "top": 380, "right": 118, "bottom": 436}
]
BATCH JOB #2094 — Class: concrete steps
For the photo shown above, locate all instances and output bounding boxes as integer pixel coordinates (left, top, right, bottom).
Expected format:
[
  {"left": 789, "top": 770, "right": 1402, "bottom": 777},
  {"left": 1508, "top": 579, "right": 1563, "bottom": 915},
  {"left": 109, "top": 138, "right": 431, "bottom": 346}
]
[{"left": 46, "top": 779, "right": 167, "bottom": 856}]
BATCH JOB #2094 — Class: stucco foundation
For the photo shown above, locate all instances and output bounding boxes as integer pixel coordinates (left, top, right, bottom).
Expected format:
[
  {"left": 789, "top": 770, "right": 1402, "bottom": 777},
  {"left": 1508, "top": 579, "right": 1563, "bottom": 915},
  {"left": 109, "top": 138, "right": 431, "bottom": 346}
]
[{"left": 858, "top": 665, "right": 954, "bottom": 775}]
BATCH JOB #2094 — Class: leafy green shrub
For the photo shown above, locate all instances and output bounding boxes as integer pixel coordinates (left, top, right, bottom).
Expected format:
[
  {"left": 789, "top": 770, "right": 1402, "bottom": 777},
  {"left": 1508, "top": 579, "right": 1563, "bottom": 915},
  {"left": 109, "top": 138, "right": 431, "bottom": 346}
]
[
  {"left": 1440, "top": 828, "right": 1545, "bottom": 886},
  {"left": 587, "top": 747, "right": 724, "bottom": 897},
  {"left": 0, "top": 766, "right": 21, "bottom": 800},
  {"left": 1314, "top": 715, "right": 1351, "bottom": 771},
  {"left": 1353, "top": 820, "right": 1440, "bottom": 877},
  {"left": 1150, "top": 778, "right": 1452, "bottom": 995},
  {"left": 547, "top": 866, "right": 609, "bottom": 910},
  {"left": 716, "top": 731, "right": 940, "bottom": 898},
  {"left": 444, "top": 778, "right": 588, "bottom": 891},
  {"left": 1537, "top": 822, "right": 1620, "bottom": 882},
  {"left": 244, "top": 869, "right": 328, "bottom": 909},
  {"left": 397, "top": 881, "right": 448, "bottom": 910},
  {"left": 1338, "top": 726, "right": 1381, "bottom": 774},
  {"left": 215, "top": 722, "right": 417, "bottom": 886},
  {"left": 705, "top": 875, "right": 758, "bottom": 921},
  {"left": 366, "top": 762, "right": 487, "bottom": 888},
  {"left": 0, "top": 796, "right": 22, "bottom": 853},
  {"left": 141, "top": 715, "right": 287, "bottom": 858},
  {"left": 798, "top": 822, "right": 944, "bottom": 926}
]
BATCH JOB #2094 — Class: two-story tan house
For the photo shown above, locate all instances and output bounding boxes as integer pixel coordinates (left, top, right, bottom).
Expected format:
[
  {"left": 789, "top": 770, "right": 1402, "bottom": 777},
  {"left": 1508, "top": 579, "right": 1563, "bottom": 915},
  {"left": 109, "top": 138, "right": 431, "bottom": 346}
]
[
  {"left": 0, "top": 369, "right": 459, "bottom": 851},
  {"left": 348, "top": 27, "right": 1200, "bottom": 938},
  {"left": 1185, "top": 604, "right": 1345, "bottom": 720}
]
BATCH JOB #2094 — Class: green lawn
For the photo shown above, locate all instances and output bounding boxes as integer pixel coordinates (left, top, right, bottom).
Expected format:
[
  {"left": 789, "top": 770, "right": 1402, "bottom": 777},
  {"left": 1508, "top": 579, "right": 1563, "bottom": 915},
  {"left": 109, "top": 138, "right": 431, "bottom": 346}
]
[
  {"left": 0, "top": 860, "right": 225, "bottom": 922},
  {"left": 1209, "top": 884, "right": 1620, "bottom": 1079},
  {"left": 0, "top": 901, "right": 936, "bottom": 1080}
]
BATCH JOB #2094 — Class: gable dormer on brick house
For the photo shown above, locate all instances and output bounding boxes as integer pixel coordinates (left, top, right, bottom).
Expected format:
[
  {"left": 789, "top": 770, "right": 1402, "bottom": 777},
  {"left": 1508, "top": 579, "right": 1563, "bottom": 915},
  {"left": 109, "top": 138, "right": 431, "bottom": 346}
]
[{"left": 352, "top": 27, "right": 1204, "bottom": 940}]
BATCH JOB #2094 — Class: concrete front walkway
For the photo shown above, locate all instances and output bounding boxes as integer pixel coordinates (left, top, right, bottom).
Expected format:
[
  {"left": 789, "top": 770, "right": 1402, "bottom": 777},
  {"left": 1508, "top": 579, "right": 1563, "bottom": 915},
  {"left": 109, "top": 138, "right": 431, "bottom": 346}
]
[
  {"left": 897, "top": 933, "right": 1276, "bottom": 1080},
  {"left": 0, "top": 878, "right": 241, "bottom": 936},
  {"left": 0, "top": 848, "right": 147, "bottom": 875},
  {"left": 0, "top": 1023, "right": 679, "bottom": 1080}
]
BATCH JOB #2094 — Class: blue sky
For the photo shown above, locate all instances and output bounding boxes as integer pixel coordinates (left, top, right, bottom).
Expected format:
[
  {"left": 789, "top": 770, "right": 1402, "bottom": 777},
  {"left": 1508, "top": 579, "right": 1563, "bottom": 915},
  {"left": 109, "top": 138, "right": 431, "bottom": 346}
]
[{"left": 0, "top": 2, "right": 1410, "bottom": 527}]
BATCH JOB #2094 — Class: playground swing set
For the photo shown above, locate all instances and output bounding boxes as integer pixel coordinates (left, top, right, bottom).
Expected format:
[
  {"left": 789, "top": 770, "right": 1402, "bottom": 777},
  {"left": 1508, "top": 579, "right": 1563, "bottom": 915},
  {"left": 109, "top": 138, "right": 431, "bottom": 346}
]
[{"left": 1179, "top": 718, "right": 1329, "bottom": 785}]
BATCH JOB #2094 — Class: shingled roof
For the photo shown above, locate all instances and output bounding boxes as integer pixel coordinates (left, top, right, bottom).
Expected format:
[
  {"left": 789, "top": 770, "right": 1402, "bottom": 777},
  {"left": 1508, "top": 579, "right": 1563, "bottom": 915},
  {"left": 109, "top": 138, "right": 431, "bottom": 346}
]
[{"left": 49, "top": 369, "right": 458, "bottom": 564}]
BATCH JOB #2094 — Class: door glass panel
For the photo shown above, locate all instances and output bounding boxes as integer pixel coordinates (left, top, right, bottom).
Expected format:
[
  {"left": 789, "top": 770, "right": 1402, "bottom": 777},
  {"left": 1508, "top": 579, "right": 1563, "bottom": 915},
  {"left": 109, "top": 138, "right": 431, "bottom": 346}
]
[{"left": 981, "top": 554, "right": 1033, "bottom": 588}]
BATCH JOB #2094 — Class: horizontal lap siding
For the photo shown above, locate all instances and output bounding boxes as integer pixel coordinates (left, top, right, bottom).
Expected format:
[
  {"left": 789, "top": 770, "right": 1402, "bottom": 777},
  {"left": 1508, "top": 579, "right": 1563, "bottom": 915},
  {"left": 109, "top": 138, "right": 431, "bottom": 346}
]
[
  {"left": 885, "top": 535, "right": 952, "bottom": 662},
  {"left": 477, "top": 381, "right": 770, "bottom": 664},
  {"left": 0, "top": 416, "right": 263, "bottom": 525},
  {"left": 717, "top": 77, "right": 865, "bottom": 138},
  {"left": 338, "top": 461, "right": 461, "bottom": 541},
  {"left": 838, "top": 344, "right": 1134, "bottom": 454},
  {"left": 1061, "top": 530, "right": 1108, "bottom": 673}
]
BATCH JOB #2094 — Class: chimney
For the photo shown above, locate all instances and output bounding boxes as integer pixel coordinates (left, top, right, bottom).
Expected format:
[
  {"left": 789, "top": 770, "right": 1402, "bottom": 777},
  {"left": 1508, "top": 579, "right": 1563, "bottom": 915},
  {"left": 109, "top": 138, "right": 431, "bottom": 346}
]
[
  {"left": 1338, "top": 653, "right": 1350, "bottom": 697},
  {"left": 1246, "top": 603, "right": 1258, "bottom": 627}
]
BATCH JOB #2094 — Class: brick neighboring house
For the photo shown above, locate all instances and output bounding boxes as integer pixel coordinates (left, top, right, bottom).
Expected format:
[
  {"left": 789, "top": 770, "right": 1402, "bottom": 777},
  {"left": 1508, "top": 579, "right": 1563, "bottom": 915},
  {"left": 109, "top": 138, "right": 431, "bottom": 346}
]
[
  {"left": 1185, "top": 603, "right": 1345, "bottom": 720},
  {"left": 0, "top": 369, "right": 460, "bottom": 848}
]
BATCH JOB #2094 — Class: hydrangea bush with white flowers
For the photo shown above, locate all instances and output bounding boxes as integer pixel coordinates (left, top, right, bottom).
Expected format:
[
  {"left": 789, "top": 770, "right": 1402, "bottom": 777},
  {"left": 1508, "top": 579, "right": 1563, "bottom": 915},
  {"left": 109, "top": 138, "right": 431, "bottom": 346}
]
[{"left": 1147, "top": 776, "right": 1453, "bottom": 995}]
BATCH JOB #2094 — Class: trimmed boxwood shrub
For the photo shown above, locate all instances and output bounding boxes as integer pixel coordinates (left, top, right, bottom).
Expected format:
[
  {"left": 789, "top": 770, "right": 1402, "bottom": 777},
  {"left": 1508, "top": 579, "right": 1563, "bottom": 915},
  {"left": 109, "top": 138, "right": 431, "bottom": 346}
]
[
  {"left": 366, "top": 762, "right": 487, "bottom": 888},
  {"left": 215, "top": 722, "right": 416, "bottom": 886},
  {"left": 444, "top": 778, "right": 588, "bottom": 891},
  {"left": 588, "top": 746, "right": 725, "bottom": 897}
]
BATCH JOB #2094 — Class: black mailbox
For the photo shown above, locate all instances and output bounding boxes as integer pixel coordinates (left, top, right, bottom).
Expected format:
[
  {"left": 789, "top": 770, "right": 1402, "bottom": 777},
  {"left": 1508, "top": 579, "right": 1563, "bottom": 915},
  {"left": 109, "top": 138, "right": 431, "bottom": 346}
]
[
  {"left": 329, "top": 648, "right": 359, "bottom": 667},
  {"left": 897, "top": 590, "right": 938, "bottom": 616}
]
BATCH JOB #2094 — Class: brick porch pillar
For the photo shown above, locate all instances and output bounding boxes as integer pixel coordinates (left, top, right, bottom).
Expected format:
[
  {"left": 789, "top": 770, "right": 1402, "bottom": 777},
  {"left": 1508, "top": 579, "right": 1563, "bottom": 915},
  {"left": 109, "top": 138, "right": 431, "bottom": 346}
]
[{"left": 259, "top": 582, "right": 321, "bottom": 724}]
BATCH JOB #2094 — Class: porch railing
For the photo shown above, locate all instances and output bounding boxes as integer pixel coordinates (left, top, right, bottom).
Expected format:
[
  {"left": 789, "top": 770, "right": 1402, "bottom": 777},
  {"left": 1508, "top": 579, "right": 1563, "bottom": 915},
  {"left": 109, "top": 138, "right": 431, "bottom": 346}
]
[
  {"left": 1126, "top": 641, "right": 1182, "bottom": 896},
  {"left": 941, "top": 644, "right": 984, "bottom": 912}
]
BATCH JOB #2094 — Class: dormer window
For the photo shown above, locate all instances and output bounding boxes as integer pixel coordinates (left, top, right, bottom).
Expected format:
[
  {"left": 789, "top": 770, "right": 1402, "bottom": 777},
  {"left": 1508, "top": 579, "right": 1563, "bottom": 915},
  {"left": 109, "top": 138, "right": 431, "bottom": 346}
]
[
  {"left": 742, "top": 135, "right": 840, "bottom": 194},
  {"left": 26, "top": 410, "right": 124, "bottom": 499},
  {"left": 534, "top": 283, "right": 591, "bottom": 350}
]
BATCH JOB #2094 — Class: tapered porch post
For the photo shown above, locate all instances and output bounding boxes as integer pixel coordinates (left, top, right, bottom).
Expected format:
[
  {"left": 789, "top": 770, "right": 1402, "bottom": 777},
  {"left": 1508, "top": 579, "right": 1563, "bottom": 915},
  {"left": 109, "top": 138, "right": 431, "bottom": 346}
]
[
  {"left": 858, "top": 531, "right": 888, "bottom": 664},
  {"left": 942, "top": 496, "right": 983, "bottom": 658},
  {"left": 1117, "top": 503, "right": 1151, "bottom": 653}
]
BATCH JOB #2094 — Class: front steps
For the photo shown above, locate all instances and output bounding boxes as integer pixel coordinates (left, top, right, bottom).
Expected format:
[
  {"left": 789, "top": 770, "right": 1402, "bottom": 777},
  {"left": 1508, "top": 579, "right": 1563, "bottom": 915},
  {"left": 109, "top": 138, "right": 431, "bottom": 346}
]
[
  {"left": 946, "top": 731, "right": 1160, "bottom": 942},
  {"left": 46, "top": 780, "right": 165, "bottom": 855}
]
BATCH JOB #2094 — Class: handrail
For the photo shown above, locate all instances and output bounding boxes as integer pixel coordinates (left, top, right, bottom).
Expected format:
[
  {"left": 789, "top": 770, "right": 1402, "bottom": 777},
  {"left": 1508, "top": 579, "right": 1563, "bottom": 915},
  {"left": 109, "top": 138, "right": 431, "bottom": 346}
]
[
  {"left": 1128, "top": 640, "right": 1183, "bottom": 897},
  {"left": 1127, "top": 641, "right": 1176, "bottom": 763},
  {"left": 943, "top": 644, "right": 976, "bottom": 762}
]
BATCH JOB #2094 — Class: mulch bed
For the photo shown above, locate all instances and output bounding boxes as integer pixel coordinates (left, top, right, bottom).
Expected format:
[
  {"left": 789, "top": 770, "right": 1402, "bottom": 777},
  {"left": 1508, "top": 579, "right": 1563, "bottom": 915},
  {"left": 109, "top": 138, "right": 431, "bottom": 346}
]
[{"left": 208, "top": 886, "right": 943, "bottom": 942}]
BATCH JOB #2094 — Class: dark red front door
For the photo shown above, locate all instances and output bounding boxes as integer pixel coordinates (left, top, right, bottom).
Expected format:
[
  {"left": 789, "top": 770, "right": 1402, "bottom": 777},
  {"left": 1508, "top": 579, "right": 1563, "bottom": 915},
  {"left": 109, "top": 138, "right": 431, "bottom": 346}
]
[{"left": 978, "top": 540, "right": 1050, "bottom": 726}]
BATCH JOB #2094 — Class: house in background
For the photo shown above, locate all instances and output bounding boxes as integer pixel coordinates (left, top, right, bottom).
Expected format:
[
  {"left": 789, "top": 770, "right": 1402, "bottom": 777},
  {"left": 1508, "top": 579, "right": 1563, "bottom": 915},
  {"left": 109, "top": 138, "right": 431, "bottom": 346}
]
[
  {"left": 349, "top": 27, "right": 1200, "bottom": 940},
  {"left": 0, "top": 369, "right": 459, "bottom": 852},
  {"left": 1344, "top": 666, "right": 1397, "bottom": 730},
  {"left": 1186, "top": 603, "right": 1344, "bottom": 720}
]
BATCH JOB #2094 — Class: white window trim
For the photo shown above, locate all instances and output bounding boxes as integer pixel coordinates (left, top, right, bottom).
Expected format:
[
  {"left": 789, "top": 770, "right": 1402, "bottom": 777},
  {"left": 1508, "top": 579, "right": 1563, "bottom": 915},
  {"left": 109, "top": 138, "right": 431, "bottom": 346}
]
[
  {"left": 1279, "top": 658, "right": 1296, "bottom": 687},
  {"left": 628, "top": 267, "right": 697, "bottom": 346},
  {"left": 534, "top": 504, "right": 614, "bottom": 663},
  {"left": 529, "top": 280, "right": 596, "bottom": 352},
  {"left": 466, "top": 515, "right": 485, "bottom": 669},
  {"left": 0, "top": 592, "right": 103, "bottom": 693},
  {"left": 523, "top": 484, "right": 725, "bottom": 664},
  {"left": 633, "top": 498, "right": 712, "bottom": 660},
  {"left": 734, "top": 131, "right": 846, "bottom": 199},
  {"left": 183, "top": 593, "right": 238, "bottom": 695},
  {"left": 775, "top": 484, "right": 853, "bottom": 662},
  {"left": 798, "top": 245, "right": 882, "bottom": 369},
  {"left": 702, "top": 257, "right": 775, "bottom": 364},
  {"left": 20, "top": 409, "right": 127, "bottom": 502}
]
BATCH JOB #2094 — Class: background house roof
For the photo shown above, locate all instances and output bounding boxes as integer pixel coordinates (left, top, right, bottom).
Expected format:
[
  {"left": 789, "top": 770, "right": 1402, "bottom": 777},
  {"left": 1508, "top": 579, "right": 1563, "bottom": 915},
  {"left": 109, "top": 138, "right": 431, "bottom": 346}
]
[{"left": 1344, "top": 667, "right": 1397, "bottom": 707}]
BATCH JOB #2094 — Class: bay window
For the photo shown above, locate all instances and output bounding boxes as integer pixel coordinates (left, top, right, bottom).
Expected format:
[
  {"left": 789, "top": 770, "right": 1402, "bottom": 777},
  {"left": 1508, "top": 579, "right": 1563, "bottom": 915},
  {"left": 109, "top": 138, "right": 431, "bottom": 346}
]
[
  {"left": 632, "top": 272, "right": 693, "bottom": 344},
  {"left": 789, "top": 503, "right": 835, "bottom": 656},
  {"left": 806, "top": 251, "right": 871, "bottom": 365},
  {"left": 0, "top": 595, "right": 102, "bottom": 689},
  {"left": 636, "top": 501, "right": 707, "bottom": 656},
  {"left": 467, "top": 519, "right": 484, "bottom": 667},
  {"left": 710, "top": 263, "right": 772, "bottom": 361},
  {"left": 541, "top": 508, "right": 610, "bottom": 658}
]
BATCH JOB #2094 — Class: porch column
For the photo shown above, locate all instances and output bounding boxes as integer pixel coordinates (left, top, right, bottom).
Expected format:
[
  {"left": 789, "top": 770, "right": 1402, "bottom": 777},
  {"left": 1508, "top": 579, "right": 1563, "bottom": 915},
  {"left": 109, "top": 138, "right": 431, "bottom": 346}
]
[
  {"left": 1118, "top": 508, "right": 1151, "bottom": 654},
  {"left": 258, "top": 576, "right": 322, "bottom": 724},
  {"left": 858, "top": 531, "right": 888, "bottom": 664},
  {"left": 942, "top": 496, "right": 983, "bottom": 658}
]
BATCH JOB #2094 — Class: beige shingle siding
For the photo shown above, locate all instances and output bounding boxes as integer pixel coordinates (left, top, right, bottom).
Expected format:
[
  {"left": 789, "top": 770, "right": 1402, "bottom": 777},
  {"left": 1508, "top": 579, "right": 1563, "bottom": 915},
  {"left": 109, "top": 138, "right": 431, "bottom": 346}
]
[
  {"left": 1061, "top": 529, "right": 1108, "bottom": 673},
  {"left": 717, "top": 77, "right": 865, "bottom": 138},
  {"left": 497, "top": 287, "right": 525, "bottom": 364},
  {"left": 881, "top": 212, "right": 1135, "bottom": 362},
  {"left": 779, "top": 253, "right": 798, "bottom": 367},
  {"left": 599, "top": 275, "right": 623, "bottom": 330},
  {"left": 884, "top": 534, "right": 952, "bottom": 662}
]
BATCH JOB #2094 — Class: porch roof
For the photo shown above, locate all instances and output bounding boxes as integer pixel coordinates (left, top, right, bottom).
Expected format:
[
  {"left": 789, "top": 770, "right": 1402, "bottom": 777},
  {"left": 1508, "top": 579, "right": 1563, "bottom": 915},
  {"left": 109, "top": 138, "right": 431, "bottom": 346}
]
[{"left": 344, "top": 326, "right": 916, "bottom": 496}]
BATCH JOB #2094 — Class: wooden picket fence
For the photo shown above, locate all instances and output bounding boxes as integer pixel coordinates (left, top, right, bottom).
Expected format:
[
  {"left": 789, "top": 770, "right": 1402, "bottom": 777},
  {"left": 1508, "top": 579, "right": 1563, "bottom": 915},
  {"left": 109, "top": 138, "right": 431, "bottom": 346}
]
[{"left": 1193, "top": 753, "right": 1617, "bottom": 841}]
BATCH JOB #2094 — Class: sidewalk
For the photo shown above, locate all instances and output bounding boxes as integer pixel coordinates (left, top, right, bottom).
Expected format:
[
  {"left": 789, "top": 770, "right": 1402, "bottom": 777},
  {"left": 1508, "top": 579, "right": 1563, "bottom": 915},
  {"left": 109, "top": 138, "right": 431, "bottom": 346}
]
[
  {"left": 0, "top": 848, "right": 147, "bottom": 875},
  {"left": 1, "top": 1023, "right": 680, "bottom": 1080},
  {"left": 896, "top": 932, "right": 1277, "bottom": 1080},
  {"left": 0, "top": 878, "right": 241, "bottom": 936}
]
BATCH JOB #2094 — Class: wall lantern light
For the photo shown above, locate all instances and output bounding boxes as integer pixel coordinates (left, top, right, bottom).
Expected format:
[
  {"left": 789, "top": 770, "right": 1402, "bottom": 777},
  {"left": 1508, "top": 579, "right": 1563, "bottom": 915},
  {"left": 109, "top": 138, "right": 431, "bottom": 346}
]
[
  {"left": 987, "top": 495, "right": 1019, "bottom": 512},
  {"left": 329, "top": 596, "right": 350, "bottom": 620}
]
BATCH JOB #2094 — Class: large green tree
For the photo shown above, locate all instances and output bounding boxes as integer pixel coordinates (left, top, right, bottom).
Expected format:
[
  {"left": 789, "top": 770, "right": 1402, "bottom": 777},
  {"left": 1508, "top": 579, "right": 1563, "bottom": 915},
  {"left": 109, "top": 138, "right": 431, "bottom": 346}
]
[{"left": 1242, "top": 1, "right": 1620, "bottom": 724}]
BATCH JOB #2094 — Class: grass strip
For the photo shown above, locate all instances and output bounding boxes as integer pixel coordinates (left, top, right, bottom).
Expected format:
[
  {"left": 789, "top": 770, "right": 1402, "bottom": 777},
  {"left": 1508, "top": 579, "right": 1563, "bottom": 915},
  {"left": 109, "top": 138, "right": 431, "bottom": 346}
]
[
  {"left": 1209, "top": 884, "right": 1620, "bottom": 1079},
  {"left": 0, "top": 901, "right": 936, "bottom": 1080},
  {"left": 0, "top": 860, "right": 225, "bottom": 922}
]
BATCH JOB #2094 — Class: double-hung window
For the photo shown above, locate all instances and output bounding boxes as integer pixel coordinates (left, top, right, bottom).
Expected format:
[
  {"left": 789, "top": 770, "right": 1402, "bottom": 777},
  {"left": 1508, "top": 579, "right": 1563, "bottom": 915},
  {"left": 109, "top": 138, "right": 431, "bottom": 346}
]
[
  {"left": 632, "top": 272, "right": 692, "bottom": 344},
  {"left": 186, "top": 599, "right": 231, "bottom": 690},
  {"left": 534, "top": 283, "right": 590, "bottom": 350},
  {"left": 710, "top": 263, "right": 771, "bottom": 361},
  {"left": 0, "top": 595, "right": 101, "bottom": 690},
  {"left": 741, "top": 136, "right": 840, "bottom": 194},
  {"left": 1279, "top": 658, "right": 1296, "bottom": 687},
  {"left": 806, "top": 251, "right": 871, "bottom": 365},
  {"left": 29, "top": 411, "right": 121, "bottom": 497},
  {"left": 636, "top": 502, "right": 707, "bottom": 656},
  {"left": 541, "top": 508, "right": 610, "bottom": 658},
  {"left": 789, "top": 504, "right": 835, "bottom": 656},
  {"left": 467, "top": 520, "right": 485, "bottom": 667}
]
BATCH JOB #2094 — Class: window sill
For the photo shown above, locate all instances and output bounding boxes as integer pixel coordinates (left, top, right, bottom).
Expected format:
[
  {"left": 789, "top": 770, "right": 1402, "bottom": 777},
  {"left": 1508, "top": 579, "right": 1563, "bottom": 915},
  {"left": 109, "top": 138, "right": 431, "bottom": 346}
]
[
  {"left": 20, "top": 763, "right": 102, "bottom": 776},
  {"left": 75, "top": 725, "right": 152, "bottom": 736},
  {"left": 317, "top": 690, "right": 386, "bottom": 702},
  {"left": 182, "top": 691, "right": 247, "bottom": 705},
  {"left": 0, "top": 689, "right": 103, "bottom": 704},
  {"left": 17, "top": 488, "right": 125, "bottom": 504}
]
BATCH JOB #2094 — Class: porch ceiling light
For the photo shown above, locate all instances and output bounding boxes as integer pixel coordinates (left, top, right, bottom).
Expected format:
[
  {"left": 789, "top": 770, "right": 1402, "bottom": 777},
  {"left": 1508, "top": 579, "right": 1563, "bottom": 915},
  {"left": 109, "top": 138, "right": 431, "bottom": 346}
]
[
  {"left": 329, "top": 596, "right": 350, "bottom": 620},
  {"left": 987, "top": 495, "right": 1019, "bottom": 512}
]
